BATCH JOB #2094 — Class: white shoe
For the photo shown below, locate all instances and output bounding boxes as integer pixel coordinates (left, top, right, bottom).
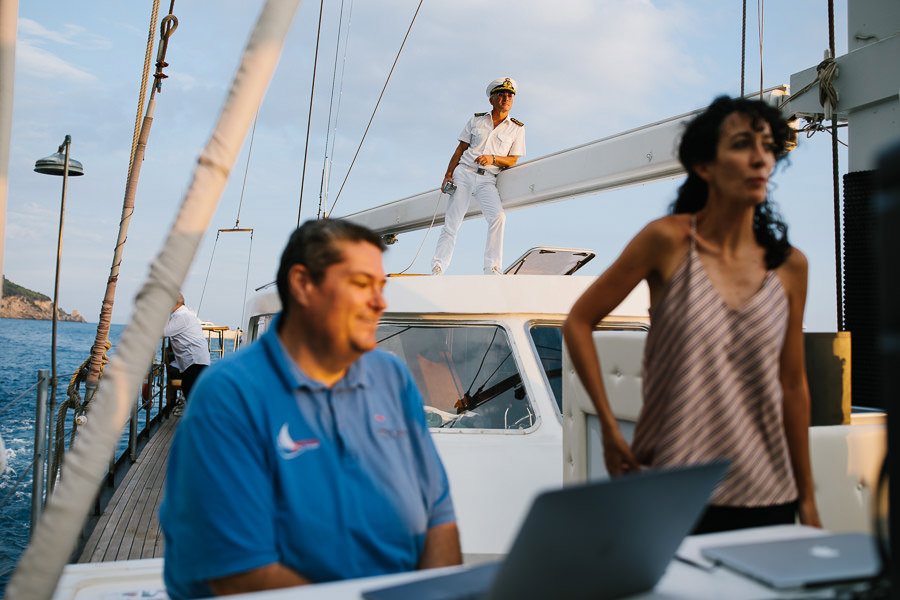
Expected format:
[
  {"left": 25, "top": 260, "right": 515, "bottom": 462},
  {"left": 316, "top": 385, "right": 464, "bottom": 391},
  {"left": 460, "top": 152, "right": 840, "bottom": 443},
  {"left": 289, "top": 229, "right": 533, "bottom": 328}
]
[
  {"left": 432, "top": 265, "right": 442, "bottom": 276},
  {"left": 485, "top": 266, "right": 503, "bottom": 275}
]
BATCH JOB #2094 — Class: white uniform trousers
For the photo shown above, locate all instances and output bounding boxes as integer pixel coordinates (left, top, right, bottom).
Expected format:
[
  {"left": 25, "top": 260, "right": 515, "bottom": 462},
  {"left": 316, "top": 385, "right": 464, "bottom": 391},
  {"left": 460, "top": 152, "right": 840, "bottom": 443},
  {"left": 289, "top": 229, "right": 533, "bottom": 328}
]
[{"left": 432, "top": 165, "right": 505, "bottom": 274}]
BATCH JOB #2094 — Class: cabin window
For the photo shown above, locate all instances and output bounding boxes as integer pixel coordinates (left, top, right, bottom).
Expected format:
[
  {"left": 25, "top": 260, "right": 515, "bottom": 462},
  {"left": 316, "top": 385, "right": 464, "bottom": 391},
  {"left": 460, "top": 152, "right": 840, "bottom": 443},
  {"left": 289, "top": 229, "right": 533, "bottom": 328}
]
[
  {"left": 248, "top": 313, "right": 275, "bottom": 342},
  {"left": 377, "top": 324, "right": 534, "bottom": 431},
  {"left": 529, "top": 325, "right": 564, "bottom": 413}
]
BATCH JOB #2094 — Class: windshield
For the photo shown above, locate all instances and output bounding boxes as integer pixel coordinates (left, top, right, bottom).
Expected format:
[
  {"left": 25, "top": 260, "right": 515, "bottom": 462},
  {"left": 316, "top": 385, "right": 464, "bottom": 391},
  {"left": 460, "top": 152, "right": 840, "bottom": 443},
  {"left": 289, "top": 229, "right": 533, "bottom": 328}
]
[{"left": 377, "top": 323, "right": 534, "bottom": 430}]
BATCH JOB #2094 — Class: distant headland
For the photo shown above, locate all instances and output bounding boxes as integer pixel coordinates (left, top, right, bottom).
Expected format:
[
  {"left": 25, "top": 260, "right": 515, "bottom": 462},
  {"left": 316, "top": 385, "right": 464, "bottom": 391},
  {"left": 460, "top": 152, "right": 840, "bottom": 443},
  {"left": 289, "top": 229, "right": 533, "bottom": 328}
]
[{"left": 1, "top": 277, "right": 86, "bottom": 322}]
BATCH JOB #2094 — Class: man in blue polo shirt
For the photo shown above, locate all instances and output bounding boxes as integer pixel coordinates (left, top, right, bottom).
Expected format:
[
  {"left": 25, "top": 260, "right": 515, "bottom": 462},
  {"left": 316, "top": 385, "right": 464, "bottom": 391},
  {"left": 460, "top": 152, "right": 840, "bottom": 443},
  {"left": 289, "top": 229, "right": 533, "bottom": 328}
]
[{"left": 160, "top": 219, "right": 460, "bottom": 599}]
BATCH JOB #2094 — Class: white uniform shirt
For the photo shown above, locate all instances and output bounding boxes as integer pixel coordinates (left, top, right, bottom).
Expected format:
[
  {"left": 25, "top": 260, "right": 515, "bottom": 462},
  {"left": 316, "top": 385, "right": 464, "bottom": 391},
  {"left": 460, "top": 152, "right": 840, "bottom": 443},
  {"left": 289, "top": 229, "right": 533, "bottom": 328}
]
[
  {"left": 458, "top": 113, "right": 526, "bottom": 175},
  {"left": 164, "top": 305, "right": 211, "bottom": 371}
]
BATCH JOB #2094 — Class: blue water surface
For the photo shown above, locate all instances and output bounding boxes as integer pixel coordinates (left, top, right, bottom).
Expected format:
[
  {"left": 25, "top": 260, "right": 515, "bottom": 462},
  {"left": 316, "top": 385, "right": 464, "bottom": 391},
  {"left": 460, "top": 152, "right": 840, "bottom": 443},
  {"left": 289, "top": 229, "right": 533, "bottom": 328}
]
[{"left": 0, "top": 319, "right": 126, "bottom": 593}]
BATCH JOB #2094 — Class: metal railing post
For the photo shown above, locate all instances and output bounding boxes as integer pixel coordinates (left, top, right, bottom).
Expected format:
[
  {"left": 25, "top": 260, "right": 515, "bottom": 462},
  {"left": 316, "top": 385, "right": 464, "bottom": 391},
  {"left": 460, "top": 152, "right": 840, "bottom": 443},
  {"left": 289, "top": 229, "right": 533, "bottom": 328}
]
[
  {"left": 129, "top": 393, "right": 138, "bottom": 462},
  {"left": 31, "top": 369, "right": 49, "bottom": 535},
  {"left": 143, "top": 373, "right": 150, "bottom": 426}
]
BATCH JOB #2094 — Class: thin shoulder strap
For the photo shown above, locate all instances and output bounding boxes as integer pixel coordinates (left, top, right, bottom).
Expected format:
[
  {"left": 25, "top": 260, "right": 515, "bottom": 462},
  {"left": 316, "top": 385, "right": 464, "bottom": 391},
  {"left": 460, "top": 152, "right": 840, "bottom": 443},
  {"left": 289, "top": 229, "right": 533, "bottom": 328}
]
[{"left": 690, "top": 214, "right": 697, "bottom": 252}]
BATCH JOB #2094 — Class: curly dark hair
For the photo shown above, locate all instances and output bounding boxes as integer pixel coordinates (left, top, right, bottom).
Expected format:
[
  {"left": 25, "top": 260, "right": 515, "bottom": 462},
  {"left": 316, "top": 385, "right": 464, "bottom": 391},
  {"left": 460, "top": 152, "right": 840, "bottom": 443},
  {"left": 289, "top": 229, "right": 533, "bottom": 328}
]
[
  {"left": 276, "top": 218, "right": 386, "bottom": 322},
  {"left": 670, "top": 95, "right": 793, "bottom": 268}
]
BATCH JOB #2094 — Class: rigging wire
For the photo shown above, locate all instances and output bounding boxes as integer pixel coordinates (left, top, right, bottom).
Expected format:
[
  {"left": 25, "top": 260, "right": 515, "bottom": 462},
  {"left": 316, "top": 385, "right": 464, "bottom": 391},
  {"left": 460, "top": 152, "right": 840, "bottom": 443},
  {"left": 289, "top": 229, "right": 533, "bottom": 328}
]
[
  {"left": 328, "top": 0, "right": 425, "bottom": 217},
  {"left": 129, "top": 0, "right": 160, "bottom": 177},
  {"left": 757, "top": 0, "right": 764, "bottom": 100},
  {"left": 0, "top": 454, "right": 41, "bottom": 511},
  {"left": 395, "top": 192, "right": 443, "bottom": 274},
  {"left": 796, "top": 119, "right": 848, "bottom": 145},
  {"left": 0, "top": 379, "right": 41, "bottom": 417},
  {"left": 298, "top": 0, "right": 327, "bottom": 228},
  {"left": 376, "top": 325, "right": 413, "bottom": 345},
  {"left": 323, "top": 0, "right": 355, "bottom": 218},
  {"left": 319, "top": 0, "right": 349, "bottom": 219},
  {"left": 466, "top": 328, "right": 500, "bottom": 396},
  {"left": 236, "top": 105, "right": 262, "bottom": 228},
  {"left": 240, "top": 231, "right": 255, "bottom": 328},
  {"left": 827, "top": 0, "right": 843, "bottom": 330},
  {"left": 196, "top": 228, "right": 255, "bottom": 324},
  {"left": 740, "top": 0, "right": 746, "bottom": 96},
  {"left": 197, "top": 231, "right": 222, "bottom": 316},
  {"left": 197, "top": 104, "right": 261, "bottom": 319},
  {"left": 476, "top": 352, "right": 513, "bottom": 394}
]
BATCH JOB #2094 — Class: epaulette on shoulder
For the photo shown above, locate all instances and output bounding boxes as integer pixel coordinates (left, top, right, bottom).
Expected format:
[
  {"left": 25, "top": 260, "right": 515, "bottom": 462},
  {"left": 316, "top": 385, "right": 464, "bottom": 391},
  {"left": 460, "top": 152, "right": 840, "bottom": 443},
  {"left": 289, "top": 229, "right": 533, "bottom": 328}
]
[
  {"left": 474, "top": 112, "right": 488, "bottom": 117},
  {"left": 510, "top": 117, "right": 524, "bottom": 127}
]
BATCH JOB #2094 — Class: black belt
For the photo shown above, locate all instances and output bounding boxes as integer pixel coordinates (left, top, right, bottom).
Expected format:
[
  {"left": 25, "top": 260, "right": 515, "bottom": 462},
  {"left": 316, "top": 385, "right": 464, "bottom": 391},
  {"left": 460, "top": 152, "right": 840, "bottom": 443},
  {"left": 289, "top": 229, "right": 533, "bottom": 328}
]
[{"left": 475, "top": 168, "right": 494, "bottom": 175}]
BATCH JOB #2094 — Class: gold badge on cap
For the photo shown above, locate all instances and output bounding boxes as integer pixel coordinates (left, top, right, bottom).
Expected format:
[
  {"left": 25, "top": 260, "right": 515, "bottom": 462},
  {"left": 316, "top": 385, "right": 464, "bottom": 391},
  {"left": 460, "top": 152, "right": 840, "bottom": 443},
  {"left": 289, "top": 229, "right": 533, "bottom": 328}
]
[{"left": 486, "top": 77, "right": 517, "bottom": 97}]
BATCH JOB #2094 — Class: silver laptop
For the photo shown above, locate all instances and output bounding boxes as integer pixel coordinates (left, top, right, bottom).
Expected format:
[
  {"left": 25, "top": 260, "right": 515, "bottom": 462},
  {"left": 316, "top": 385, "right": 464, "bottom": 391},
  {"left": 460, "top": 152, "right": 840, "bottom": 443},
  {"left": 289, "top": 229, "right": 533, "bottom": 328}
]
[
  {"left": 701, "top": 532, "right": 881, "bottom": 589},
  {"left": 363, "top": 462, "right": 728, "bottom": 600}
]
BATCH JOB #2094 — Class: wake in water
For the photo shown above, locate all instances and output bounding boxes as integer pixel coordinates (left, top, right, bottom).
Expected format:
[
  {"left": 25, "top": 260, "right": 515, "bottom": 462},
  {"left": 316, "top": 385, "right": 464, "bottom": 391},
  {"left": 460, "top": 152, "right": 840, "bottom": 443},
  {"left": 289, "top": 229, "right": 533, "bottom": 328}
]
[{"left": 0, "top": 320, "right": 125, "bottom": 592}]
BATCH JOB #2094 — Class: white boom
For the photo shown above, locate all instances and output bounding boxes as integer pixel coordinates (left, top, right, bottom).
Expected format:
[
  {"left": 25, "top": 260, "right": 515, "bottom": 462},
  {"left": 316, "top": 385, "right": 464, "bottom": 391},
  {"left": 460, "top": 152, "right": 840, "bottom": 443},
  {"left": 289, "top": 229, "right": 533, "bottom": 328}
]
[
  {"left": 342, "top": 88, "right": 794, "bottom": 237},
  {"left": 342, "top": 113, "right": 688, "bottom": 236}
]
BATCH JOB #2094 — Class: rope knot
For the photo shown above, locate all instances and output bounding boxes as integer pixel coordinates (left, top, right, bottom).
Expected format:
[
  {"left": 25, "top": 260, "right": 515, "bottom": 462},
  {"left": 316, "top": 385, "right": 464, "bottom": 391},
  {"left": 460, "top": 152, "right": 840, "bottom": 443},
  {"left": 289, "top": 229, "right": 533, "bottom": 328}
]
[{"left": 816, "top": 56, "right": 839, "bottom": 120}]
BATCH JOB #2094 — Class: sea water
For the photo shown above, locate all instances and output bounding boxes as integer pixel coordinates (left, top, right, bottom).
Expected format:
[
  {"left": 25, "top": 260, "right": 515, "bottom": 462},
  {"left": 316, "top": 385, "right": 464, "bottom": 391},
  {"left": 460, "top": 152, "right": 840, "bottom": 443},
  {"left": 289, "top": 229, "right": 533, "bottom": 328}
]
[{"left": 0, "top": 319, "right": 126, "bottom": 592}]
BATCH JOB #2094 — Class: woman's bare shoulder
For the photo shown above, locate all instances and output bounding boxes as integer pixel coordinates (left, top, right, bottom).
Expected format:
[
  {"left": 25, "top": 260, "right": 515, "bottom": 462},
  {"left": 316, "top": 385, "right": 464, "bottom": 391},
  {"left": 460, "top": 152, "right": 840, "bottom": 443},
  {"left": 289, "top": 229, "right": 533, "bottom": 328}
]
[
  {"left": 629, "top": 214, "right": 693, "bottom": 289},
  {"left": 776, "top": 246, "right": 809, "bottom": 295},
  {"left": 780, "top": 246, "right": 809, "bottom": 275},
  {"left": 638, "top": 214, "right": 691, "bottom": 251}
]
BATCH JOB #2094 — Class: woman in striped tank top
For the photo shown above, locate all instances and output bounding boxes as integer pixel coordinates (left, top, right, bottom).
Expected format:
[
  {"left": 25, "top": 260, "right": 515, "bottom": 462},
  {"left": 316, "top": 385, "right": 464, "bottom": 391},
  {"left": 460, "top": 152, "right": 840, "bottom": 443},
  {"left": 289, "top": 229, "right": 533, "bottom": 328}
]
[{"left": 563, "top": 96, "right": 821, "bottom": 533}]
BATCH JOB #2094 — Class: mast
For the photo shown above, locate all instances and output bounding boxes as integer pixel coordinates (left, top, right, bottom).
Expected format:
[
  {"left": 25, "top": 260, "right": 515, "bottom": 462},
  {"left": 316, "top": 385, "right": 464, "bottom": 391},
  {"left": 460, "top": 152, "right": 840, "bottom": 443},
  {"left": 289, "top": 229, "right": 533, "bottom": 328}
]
[
  {"left": 83, "top": 4, "right": 178, "bottom": 407},
  {"left": 782, "top": 0, "right": 900, "bottom": 408}
]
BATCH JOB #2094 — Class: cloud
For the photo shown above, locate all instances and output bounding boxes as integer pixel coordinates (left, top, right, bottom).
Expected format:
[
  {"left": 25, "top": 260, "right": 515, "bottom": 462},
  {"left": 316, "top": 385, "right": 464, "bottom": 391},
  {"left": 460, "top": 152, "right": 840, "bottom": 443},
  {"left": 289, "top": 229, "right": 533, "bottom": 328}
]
[
  {"left": 16, "top": 40, "right": 97, "bottom": 82},
  {"left": 18, "top": 17, "right": 78, "bottom": 45},
  {"left": 16, "top": 16, "right": 113, "bottom": 82},
  {"left": 18, "top": 17, "right": 111, "bottom": 49}
]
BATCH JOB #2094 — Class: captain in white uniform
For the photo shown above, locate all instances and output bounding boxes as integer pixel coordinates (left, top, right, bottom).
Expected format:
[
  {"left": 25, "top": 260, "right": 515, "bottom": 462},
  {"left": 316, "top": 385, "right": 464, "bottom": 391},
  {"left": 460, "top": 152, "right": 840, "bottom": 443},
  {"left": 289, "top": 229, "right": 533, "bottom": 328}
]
[{"left": 431, "top": 77, "right": 526, "bottom": 276}]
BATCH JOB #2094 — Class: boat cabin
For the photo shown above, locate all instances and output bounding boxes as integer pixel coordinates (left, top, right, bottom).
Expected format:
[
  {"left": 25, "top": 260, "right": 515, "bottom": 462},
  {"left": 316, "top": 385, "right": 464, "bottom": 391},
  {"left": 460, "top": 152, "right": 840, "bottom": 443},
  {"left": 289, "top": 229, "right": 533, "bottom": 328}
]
[
  {"left": 243, "top": 262, "right": 885, "bottom": 563},
  {"left": 244, "top": 272, "right": 651, "bottom": 559}
]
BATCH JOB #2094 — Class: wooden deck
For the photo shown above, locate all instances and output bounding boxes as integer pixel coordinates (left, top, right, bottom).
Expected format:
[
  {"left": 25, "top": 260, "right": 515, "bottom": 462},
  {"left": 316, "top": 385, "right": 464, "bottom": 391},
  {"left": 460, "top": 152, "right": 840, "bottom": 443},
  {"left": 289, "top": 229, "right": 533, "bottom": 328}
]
[{"left": 77, "top": 414, "right": 178, "bottom": 563}]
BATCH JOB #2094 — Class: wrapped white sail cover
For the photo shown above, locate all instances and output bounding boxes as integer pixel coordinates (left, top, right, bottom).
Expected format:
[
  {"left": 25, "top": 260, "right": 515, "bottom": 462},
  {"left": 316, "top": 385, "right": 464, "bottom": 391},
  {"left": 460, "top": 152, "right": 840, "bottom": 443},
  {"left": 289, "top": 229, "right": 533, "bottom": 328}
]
[
  {"left": 6, "top": 1, "right": 303, "bottom": 597},
  {"left": 0, "top": 0, "right": 18, "bottom": 297}
]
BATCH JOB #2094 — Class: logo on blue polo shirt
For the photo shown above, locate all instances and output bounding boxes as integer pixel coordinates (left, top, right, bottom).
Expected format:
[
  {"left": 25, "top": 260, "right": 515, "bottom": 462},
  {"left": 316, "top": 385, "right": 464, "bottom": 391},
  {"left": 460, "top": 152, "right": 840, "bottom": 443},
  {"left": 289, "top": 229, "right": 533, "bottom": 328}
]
[
  {"left": 277, "top": 423, "right": 321, "bottom": 459},
  {"left": 373, "top": 413, "right": 408, "bottom": 439}
]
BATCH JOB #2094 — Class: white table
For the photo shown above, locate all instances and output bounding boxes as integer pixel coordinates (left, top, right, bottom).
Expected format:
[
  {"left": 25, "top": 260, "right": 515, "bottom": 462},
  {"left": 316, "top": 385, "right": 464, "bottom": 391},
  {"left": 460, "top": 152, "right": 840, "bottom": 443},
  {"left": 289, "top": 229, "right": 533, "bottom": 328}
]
[
  {"left": 55, "top": 525, "right": 863, "bottom": 600},
  {"left": 262, "top": 526, "right": 837, "bottom": 600}
]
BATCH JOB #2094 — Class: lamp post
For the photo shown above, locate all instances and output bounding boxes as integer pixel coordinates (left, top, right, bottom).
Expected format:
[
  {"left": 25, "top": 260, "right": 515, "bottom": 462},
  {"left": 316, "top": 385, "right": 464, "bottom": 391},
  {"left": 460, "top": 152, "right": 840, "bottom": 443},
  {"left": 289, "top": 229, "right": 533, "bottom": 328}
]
[{"left": 34, "top": 135, "right": 83, "bottom": 496}]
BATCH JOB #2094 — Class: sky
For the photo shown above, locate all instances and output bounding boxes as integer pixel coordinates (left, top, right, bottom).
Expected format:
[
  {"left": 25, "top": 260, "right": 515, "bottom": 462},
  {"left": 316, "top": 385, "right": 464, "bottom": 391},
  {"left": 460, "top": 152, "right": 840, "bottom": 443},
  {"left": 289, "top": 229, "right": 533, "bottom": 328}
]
[{"left": 3, "top": 0, "right": 855, "bottom": 331}]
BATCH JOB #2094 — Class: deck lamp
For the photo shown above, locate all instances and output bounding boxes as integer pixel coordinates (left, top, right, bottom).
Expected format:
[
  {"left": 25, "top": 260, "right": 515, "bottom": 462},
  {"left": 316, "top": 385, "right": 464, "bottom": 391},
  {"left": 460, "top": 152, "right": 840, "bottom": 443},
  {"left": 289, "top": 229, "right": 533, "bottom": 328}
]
[{"left": 34, "top": 134, "right": 83, "bottom": 496}]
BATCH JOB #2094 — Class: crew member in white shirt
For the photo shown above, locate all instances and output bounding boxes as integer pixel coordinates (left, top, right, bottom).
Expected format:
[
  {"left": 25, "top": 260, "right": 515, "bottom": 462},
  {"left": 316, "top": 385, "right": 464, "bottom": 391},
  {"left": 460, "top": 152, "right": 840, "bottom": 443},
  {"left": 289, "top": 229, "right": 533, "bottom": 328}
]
[
  {"left": 164, "top": 293, "right": 211, "bottom": 413},
  {"left": 431, "top": 77, "right": 526, "bottom": 276}
]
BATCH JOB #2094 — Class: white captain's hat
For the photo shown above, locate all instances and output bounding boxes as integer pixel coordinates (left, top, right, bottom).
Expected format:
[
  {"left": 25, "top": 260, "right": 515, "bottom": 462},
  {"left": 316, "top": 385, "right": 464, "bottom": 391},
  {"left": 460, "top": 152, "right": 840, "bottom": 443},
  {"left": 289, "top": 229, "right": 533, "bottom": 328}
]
[{"left": 486, "top": 77, "right": 517, "bottom": 97}]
